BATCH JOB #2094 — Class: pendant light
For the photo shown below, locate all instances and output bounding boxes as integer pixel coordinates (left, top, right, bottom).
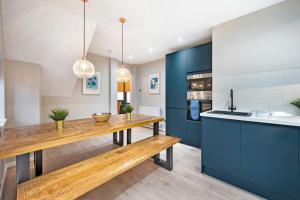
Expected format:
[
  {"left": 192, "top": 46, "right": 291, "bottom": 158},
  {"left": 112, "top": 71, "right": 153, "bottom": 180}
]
[
  {"left": 116, "top": 17, "right": 131, "bottom": 83},
  {"left": 73, "top": 0, "right": 95, "bottom": 79}
]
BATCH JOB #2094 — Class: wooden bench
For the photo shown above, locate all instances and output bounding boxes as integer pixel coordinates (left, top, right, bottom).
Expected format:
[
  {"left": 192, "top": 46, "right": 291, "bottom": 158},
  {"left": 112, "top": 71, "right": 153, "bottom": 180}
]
[{"left": 17, "top": 135, "right": 180, "bottom": 200}]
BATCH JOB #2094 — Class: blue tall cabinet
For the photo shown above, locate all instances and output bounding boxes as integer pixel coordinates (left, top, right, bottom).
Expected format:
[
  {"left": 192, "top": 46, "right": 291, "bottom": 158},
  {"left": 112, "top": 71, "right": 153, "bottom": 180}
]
[
  {"left": 166, "top": 43, "right": 212, "bottom": 148},
  {"left": 166, "top": 50, "right": 187, "bottom": 140}
]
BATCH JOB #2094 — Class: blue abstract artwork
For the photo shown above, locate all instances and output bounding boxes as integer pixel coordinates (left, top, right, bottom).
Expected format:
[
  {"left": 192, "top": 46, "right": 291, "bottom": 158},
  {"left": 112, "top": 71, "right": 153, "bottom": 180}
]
[
  {"left": 83, "top": 72, "right": 101, "bottom": 94},
  {"left": 86, "top": 75, "right": 98, "bottom": 89}
]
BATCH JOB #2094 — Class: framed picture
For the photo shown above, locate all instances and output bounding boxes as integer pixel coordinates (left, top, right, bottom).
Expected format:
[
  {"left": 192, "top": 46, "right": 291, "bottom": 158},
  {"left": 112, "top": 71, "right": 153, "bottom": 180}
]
[
  {"left": 83, "top": 72, "right": 101, "bottom": 95},
  {"left": 149, "top": 73, "right": 160, "bottom": 94}
]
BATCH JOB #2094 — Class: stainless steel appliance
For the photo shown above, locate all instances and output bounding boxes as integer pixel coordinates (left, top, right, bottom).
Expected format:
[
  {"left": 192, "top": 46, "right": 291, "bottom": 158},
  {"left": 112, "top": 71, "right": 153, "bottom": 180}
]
[
  {"left": 187, "top": 73, "right": 212, "bottom": 100},
  {"left": 187, "top": 73, "right": 212, "bottom": 120}
]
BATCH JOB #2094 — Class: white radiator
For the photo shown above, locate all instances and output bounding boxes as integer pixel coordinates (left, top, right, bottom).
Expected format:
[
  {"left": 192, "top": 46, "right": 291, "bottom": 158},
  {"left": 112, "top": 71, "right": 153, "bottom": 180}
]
[
  {"left": 138, "top": 106, "right": 165, "bottom": 131},
  {"left": 139, "top": 106, "right": 161, "bottom": 117}
]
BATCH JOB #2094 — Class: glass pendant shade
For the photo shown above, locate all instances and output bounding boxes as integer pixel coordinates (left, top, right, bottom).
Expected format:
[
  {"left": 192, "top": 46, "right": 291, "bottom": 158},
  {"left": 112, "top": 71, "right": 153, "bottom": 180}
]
[
  {"left": 73, "top": 58, "right": 95, "bottom": 79},
  {"left": 116, "top": 67, "right": 130, "bottom": 82}
]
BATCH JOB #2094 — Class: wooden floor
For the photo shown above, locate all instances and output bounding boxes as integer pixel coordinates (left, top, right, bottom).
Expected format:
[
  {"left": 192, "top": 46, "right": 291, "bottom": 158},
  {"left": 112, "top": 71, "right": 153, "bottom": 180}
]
[{"left": 3, "top": 127, "right": 262, "bottom": 200}]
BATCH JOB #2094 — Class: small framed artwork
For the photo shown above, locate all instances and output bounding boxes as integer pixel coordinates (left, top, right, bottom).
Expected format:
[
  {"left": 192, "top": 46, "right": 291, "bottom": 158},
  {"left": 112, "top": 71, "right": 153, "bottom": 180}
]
[
  {"left": 83, "top": 72, "right": 101, "bottom": 95},
  {"left": 149, "top": 73, "right": 160, "bottom": 94}
]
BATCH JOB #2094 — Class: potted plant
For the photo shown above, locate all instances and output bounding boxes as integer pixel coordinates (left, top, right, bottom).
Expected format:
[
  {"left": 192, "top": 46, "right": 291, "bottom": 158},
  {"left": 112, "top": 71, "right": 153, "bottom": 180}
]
[
  {"left": 49, "top": 107, "right": 69, "bottom": 131},
  {"left": 291, "top": 99, "right": 300, "bottom": 111},
  {"left": 123, "top": 104, "right": 134, "bottom": 119}
]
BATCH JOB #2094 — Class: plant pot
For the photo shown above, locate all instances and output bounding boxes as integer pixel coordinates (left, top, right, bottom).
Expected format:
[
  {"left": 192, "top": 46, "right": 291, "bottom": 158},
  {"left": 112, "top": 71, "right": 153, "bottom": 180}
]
[
  {"left": 55, "top": 120, "right": 64, "bottom": 131},
  {"left": 126, "top": 113, "right": 131, "bottom": 120}
]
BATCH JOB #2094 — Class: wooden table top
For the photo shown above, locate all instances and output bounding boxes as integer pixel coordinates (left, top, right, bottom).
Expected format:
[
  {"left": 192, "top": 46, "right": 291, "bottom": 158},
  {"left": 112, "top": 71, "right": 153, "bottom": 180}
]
[{"left": 0, "top": 114, "right": 164, "bottom": 159}]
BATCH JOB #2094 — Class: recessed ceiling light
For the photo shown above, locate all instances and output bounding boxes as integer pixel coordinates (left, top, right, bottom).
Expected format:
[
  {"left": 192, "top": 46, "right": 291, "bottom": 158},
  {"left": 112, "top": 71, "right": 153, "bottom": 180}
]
[
  {"left": 129, "top": 55, "right": 133, "bottom": 59},
  {"left": 177, "top": 37, "right": 183, "bottom": 43},
  {"left": 149, "top": 48, "right": 153, "bottom": 53}
]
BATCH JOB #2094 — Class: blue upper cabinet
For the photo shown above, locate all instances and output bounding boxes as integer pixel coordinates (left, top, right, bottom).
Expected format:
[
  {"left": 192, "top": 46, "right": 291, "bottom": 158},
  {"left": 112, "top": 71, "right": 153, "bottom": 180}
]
[
  {"left": 241, "top": 122, "right": 299, "bottom": 200},
  {"left": 166, "top": 50, "right": 187, "bottom": 109},
  {"left": 187, "top": 43, "right": 212, "bottom": 73}
]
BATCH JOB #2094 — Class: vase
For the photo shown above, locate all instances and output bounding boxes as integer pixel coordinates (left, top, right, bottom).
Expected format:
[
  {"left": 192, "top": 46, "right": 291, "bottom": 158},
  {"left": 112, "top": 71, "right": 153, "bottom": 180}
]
[
  {"left": 56, "top": 120, "right": 64, "bottom": 131},
  {"left": 126, "top": 113, "right": 131, "bottom": 120}
]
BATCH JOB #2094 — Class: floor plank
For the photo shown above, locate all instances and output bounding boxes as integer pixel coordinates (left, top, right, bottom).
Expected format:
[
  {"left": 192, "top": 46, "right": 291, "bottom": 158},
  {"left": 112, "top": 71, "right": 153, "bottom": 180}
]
[{"left": 3, "top": 127, "right": 262, "bottom": 200}]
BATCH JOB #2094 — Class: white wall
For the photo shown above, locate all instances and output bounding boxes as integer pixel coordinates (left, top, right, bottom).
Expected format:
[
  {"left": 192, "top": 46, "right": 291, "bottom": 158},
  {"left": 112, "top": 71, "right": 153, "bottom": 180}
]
[
  {"left": 109, "top": 59, "right": 118, "bottom": 115},
  {"left": 0, "top": 0, "right": 5, "bottom": 195},
  {"left": 212, "top": 0, "right": 300, "bottom": 115},
  {"left": 41, "top": 53, "right": 110, "bottom": 122},
  {"left": 0, "top": 0, "right": 4, "bottom": 120},
  {"left": 135, "top": 59, "right": 166, "bottom": 118},
  {"left": 5, "top": 59, "right": 41, "bottom": 128}
]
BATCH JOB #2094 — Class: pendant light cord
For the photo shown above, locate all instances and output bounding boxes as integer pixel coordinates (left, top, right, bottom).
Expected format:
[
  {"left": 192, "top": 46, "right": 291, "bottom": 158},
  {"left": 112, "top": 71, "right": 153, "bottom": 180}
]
[
  {"left": 122, "top": 21, "right": 124, "bottom": 65},
  {"left": 83, "top": 0, "right": 86, "bottom": 59}
]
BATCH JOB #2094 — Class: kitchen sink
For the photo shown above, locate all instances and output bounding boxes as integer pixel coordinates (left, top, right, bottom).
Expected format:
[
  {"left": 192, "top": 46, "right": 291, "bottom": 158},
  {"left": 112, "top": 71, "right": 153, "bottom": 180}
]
[{"left": 208, "top": 110, "right": 252, "bottom": 117}]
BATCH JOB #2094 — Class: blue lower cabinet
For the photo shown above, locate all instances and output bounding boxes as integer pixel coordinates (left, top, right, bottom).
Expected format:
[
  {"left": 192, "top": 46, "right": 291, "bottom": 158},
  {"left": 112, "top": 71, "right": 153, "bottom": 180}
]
[
  {"left": 186, "top": 121, "right": 201, "bottom": 148},
  {"left": 241, "top": 122, "right": 299, "bottom": 200},
  {"left": 202, "top": 117, "right": 300, "bottom": 200},
  {"left": 166, "top": 108, "right": 186, "bottom": 139},
  {"left": 202, "top": 118, "right": 241, "bottom": 177},
  {"left": 298, "top": 128, "right": 300, "bottom": 199}
]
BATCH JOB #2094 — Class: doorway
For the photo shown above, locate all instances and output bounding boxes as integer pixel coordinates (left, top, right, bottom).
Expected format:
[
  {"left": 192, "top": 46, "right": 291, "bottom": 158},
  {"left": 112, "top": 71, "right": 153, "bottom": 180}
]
[{"left": 117, "top": 79, "right": 131, "bottom": 114}]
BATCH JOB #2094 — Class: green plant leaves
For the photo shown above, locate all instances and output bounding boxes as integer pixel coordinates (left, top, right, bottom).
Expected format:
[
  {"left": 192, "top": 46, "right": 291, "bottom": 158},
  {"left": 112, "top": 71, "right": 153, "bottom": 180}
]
[
  {"left": 291, "top": 99, "right": 300, "bottom": 110},
  {"left": 123, "top": 104, "right": 134, "bottom": 113},
  {"left": 49, "top": 107, "right": 69, "bottom": 121}
]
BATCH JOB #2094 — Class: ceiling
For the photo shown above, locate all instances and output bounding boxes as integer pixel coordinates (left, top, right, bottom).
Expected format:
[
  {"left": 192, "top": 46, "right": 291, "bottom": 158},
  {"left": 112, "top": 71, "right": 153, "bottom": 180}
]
[
  {"left": 45, "top": 0, "right": 284, "bottom": 64},
  {"left": 3, "top": 0, "right": 284, "bottom": 97}
]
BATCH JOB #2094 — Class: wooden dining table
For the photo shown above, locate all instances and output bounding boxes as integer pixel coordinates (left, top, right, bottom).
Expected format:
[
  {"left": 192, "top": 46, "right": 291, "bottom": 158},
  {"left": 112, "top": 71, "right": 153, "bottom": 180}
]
[{"left": 0, "top": 114, "right": 164, "bottom": 185}]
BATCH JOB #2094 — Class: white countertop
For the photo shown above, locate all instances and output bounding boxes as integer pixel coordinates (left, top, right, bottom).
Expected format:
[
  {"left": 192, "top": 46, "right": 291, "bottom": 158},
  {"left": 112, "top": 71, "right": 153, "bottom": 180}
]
[
  {"left": 0, "top": 118, "right": 7, "bottom": 128},
  {"left": 201, "top": 111, "right": 300, "bottom": 127}
]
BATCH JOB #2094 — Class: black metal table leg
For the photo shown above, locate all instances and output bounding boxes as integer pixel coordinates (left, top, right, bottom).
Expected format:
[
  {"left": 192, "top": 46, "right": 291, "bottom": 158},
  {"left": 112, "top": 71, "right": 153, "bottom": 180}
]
[
  {"left": 16, "top": 153, "right": 30, "bottom": 184},
  {"left": 34, "top": 150, "right": 43, "bottom": 177},
  {"left": 127, "top": 129, "right": 132, "bottom": 144},
  {"left": 113, "top": 131, "right": 124, "bottom": 146},
  {"left": 113, "top": 132, "right": 118, "bottom": 144},
  {"left": 119, "top": 130, "right": 124, "bottom": 146},
  {"left": 153, "top": 122, "right": 160, "bottom": 161},
  {"left": 153, "top": 122, "right": 159, "bottom": 136},
  {"left": 154, "top": 146, "right": 173, "bottom": 171}
]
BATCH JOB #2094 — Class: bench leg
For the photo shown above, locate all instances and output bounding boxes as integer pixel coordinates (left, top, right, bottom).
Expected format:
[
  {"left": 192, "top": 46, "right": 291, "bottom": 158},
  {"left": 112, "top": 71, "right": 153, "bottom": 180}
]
[
  {"left": 153, "top": 146, "right": 173, "bottom": 171},
  {"left": 34, "top": 150, "right": 43, "bottom": 177},
  {"left": 127, "top": 129, "right": 132, "bottom": 144},
  {"left": 16, "top": 153, "right": 30, "bottom": 184},
  {"left": 113, "top": 131, "right": 124, "bottom": 146}
]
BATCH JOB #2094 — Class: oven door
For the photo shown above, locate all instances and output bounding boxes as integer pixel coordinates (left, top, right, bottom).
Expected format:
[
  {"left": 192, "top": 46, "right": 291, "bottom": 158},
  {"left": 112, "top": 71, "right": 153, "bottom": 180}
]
[{"left": 187, "top": 91, "right": 212, "bottom": 101}]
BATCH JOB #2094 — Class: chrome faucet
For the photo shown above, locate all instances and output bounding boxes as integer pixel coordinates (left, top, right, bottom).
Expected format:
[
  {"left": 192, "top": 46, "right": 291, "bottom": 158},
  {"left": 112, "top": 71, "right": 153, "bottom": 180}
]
[{"left": 228, "top": 89, "right": 237, "bottom": 112}]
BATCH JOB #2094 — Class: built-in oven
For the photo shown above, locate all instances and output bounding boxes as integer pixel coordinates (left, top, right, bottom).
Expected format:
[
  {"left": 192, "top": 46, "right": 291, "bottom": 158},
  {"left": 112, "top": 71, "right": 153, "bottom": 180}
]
[{"left": 187, "top": 73, "right": 212, "bottom": 121}]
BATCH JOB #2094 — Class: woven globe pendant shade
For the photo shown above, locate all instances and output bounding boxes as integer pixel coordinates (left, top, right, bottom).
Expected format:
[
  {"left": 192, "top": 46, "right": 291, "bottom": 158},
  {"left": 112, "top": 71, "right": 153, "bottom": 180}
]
[
  {"left": 73, "top": 0, "right": 95, "bottom": 79},
  {"left": 116, "top": 17, "right": 131, "bottom": 83},
  {"left": 73, "top": 58, "right": 95, "bottom": 79},
  {"left": 116, "top": 67, "right": 130, "bottom": 82}
]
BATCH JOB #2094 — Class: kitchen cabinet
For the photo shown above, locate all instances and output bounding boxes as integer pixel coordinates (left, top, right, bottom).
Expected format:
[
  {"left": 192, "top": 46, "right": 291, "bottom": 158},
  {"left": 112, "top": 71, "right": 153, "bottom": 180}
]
[
  {"left": 186, "top": 121, "right": 201, "bottom": 148},
  {"left": 166, "top": 108, "right": 186, "bottom": 139},
  {"left": 166, "top": 43, "right": 212, "bottom": 148},
  {"left": 166, "top": 50, "right": 187, "bottom": 109},
  {"left": 202, "top": 118, "right": 241, "bottom": 177},
  {"left": 299, "top": 128, "right": 300, "bottom": 198},
  {"left": 241, "top": 122, "right": 299, "bottom": 199},
  {"left": 187, "top": 43, "right": 212, "bottom": 73},
  {"left": 201, "top": 117, "right": 300, "bottom": 200}
]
